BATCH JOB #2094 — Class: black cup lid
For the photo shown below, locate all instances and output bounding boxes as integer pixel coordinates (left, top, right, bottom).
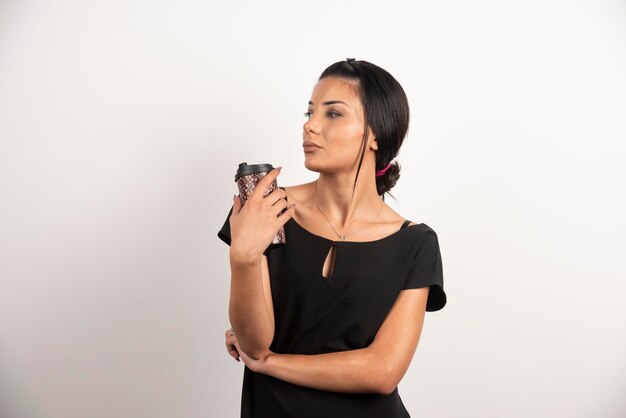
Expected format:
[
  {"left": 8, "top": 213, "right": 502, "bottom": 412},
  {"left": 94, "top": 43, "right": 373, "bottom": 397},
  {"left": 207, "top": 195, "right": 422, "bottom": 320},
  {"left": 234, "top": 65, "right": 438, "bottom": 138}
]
[{"left": 235, "top": 162, "right": 275, "bottom": 181}]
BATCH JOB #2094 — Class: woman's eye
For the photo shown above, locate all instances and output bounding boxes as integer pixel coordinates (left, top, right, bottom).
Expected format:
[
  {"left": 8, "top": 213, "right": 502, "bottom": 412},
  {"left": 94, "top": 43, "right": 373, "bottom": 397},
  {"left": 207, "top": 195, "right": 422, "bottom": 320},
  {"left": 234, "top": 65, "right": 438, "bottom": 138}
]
[{"left": 303, "top": 111, "right": 341, "bottom": 119}]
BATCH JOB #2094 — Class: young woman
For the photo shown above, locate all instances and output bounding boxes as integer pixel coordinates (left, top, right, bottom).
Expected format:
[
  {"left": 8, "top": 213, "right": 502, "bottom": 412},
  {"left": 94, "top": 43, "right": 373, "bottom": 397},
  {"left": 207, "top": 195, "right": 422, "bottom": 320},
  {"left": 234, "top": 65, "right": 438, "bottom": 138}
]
[{"left": 218, "top": 58, "right": 447, "bottom": 417}]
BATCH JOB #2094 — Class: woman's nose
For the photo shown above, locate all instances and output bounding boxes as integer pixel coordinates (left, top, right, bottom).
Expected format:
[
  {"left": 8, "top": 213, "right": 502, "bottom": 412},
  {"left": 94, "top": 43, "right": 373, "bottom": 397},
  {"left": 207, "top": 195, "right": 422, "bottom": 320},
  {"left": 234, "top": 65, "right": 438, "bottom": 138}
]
[{"left": 304, "top": 119, "right": 319, "bottom": 134}]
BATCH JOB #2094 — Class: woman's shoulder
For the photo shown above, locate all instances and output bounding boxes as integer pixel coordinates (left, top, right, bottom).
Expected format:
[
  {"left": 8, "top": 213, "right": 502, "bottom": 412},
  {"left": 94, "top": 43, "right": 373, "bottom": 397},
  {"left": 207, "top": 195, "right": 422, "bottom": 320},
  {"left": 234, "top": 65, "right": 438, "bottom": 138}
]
[
  {"left": 279, "top": 182, "right": 315, "bottom": 207},
  {"left": 280, "top": 182, "right": 312, "bottom": 196}
]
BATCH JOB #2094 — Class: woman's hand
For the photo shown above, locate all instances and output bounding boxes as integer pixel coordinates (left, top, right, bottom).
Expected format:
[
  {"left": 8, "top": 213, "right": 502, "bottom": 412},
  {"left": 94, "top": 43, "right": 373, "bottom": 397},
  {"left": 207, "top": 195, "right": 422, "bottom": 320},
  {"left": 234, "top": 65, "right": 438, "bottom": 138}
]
[
  {"left": 225, "top": 328, "right": 241, "bottom": 362},
  {"left": 225, "top": 328, "right": 274, "bottom": 373},
  {"left": 229, "top": 167, "right": 295, "bottom": 263}
]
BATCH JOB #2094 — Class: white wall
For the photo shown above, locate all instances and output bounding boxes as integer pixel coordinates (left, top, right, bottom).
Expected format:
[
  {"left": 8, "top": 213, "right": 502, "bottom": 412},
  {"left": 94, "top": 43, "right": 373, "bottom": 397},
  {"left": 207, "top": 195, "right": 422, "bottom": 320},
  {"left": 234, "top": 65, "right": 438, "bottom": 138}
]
[{"left": 1, "top": 1, "right": 625, "bottom": 417}]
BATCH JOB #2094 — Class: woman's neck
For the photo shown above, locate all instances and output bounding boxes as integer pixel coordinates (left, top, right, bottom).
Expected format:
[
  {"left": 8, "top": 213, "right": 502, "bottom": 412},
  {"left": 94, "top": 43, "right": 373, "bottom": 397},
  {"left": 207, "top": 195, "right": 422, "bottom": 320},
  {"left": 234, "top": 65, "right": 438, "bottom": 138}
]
[{"left": 314, "top": 171, "right": 382, "bottom": 230}]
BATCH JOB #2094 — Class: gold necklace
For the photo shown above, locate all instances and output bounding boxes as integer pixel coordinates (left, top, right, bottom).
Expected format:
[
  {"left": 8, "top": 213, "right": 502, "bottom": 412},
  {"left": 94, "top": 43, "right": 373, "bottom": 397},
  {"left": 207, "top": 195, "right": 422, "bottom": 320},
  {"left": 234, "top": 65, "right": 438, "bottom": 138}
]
[{"left": 313, "top": 179, "right": 385, "bottom": 241}]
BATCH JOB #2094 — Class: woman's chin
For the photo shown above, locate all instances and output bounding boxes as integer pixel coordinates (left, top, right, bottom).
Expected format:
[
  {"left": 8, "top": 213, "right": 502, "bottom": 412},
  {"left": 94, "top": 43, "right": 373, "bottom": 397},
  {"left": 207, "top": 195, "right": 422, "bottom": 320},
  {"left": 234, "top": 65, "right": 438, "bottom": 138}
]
[{"left": 303, "top": 159, "right": 322, "bottom": 172}]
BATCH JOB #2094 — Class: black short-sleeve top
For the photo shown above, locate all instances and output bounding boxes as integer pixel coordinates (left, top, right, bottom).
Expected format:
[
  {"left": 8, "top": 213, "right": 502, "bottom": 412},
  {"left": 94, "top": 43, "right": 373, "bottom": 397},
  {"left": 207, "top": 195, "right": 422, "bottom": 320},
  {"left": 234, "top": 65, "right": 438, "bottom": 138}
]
[{"left": 217, "top": 189, "right": 447, "bottom": 418}]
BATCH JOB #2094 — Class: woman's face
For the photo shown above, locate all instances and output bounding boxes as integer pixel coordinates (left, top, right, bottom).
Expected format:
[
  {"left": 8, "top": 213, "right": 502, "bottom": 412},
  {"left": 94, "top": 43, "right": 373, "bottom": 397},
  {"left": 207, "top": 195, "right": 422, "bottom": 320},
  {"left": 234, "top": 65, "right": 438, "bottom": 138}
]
[{"left": 302, "top": 76, "right": 377, "bottom": 174}]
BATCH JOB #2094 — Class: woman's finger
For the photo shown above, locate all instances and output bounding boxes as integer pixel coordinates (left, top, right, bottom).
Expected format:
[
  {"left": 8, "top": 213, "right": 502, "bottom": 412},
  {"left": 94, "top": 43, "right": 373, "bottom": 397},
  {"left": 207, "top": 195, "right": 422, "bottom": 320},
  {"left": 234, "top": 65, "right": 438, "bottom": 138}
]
[
  {"left": 226, "top": 336, "right": 240, "bottom": 361},
  {"left": 277, "top": 202, "right": 296, "bottom": 224},
  {"left": 228, "top": 347, "right": 240, "bottom": 361},
  {"left": 250, "top": 167, "right": 282, "bottom": 201},
  {"left": 272, "top": 197, "right": 289, "bottom": 218},
  {"left": 232, "top": 194, "right": 242, "bottom": 215},
  {"left": 227, "top": 345, "right": 240, "bottom": 361},
  {"left": 265, "top": 187, "right": 288, "bottom": 207}
]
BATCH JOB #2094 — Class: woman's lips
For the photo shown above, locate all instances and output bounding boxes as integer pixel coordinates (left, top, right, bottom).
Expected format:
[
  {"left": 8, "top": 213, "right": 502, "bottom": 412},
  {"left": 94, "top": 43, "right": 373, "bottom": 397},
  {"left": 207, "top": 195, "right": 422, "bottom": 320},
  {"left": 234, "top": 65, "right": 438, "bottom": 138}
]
[{"left": 303, "top": 141, "right": 321, "bottom": 153}]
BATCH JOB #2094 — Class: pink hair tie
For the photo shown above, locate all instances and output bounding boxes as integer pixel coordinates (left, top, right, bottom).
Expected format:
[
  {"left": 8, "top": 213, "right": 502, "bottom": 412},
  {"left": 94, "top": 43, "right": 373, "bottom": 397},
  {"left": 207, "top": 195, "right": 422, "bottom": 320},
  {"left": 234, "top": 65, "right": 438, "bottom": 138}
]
[{"left": 376, "top": 161, "right": 393, "bottom": 177}]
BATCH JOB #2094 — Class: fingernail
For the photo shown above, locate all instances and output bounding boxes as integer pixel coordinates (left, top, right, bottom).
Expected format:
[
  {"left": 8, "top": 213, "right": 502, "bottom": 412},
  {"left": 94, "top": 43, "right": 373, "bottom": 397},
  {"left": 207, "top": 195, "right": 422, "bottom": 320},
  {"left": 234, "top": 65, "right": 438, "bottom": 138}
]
[{"left": 277, "top": 166, "right": 283, "bottom": 171}]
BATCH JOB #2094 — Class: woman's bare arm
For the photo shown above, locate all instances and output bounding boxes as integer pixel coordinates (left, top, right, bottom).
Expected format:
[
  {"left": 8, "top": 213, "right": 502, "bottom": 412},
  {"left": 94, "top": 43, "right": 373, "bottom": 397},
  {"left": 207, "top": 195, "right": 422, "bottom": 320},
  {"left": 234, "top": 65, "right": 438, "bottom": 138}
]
[
  {"left": 251, "top": 287, "right": 430, "bottom": 394},
  {"left": 229, "top": 253, "right": 275, "bottom": 360}
]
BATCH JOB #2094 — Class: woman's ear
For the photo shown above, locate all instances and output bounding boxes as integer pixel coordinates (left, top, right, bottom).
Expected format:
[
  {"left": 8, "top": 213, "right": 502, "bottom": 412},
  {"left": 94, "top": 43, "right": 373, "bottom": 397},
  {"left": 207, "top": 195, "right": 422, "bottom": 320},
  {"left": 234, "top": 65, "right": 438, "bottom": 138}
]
[{"left": 368, "top": 127, "right": 378, "bottom": 150}]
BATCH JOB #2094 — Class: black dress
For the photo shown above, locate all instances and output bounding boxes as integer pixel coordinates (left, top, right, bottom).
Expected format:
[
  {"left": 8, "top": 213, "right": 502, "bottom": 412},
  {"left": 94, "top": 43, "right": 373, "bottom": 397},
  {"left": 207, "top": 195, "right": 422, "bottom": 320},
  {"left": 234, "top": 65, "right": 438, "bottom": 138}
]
[{"left": 217, "top": 189, "right": 446, "bottom": 418}]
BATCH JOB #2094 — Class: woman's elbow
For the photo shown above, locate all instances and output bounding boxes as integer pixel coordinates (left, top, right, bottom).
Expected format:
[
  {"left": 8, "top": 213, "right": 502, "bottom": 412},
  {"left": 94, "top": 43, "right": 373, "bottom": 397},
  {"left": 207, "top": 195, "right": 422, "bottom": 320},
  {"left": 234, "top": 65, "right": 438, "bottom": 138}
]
[
  {"left": 377, "top": 362, "right": 402, "bottom": 395},
  {"left": 246, "top": 346, "right": 272, "bottom": 361}
]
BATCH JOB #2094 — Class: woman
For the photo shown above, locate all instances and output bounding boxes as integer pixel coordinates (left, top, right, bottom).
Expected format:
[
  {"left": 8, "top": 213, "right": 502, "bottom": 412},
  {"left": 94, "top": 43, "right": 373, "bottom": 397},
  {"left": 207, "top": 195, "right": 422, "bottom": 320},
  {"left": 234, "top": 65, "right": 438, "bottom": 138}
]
[{"left": 217, "top": 58, "right": 447, "bottom": 417}]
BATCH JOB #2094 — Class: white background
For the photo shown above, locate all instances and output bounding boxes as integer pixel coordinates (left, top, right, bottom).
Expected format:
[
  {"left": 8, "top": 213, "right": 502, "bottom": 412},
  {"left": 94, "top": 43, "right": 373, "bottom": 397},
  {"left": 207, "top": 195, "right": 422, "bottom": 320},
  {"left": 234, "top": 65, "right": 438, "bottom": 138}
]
[{"left": 1, "top": 1, "right": 625, "bottom": 417}]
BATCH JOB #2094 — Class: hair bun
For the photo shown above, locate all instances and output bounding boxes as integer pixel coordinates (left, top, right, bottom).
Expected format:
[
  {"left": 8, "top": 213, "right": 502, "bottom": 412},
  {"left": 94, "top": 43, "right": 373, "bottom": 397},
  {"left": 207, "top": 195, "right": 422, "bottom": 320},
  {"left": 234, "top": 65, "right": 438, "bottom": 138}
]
[{"left": 376, "top": 160, "right": 400, "bottom": 199}]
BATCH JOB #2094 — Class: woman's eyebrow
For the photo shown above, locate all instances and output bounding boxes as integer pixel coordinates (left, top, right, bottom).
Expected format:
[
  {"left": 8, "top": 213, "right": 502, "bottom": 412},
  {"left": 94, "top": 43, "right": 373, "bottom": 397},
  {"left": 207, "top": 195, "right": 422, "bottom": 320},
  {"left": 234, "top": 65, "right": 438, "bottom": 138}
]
[{"left": 308, "top": 100, "right": 349, "bottom": 107}]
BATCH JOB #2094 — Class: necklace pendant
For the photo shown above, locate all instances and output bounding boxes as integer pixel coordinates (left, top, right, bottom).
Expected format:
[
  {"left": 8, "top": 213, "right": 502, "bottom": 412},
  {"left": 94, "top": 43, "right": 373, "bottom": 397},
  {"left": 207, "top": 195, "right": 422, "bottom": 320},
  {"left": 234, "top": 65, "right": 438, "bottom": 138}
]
[{"left": 339, "top": 234, "right": 346, "bottom": 240}]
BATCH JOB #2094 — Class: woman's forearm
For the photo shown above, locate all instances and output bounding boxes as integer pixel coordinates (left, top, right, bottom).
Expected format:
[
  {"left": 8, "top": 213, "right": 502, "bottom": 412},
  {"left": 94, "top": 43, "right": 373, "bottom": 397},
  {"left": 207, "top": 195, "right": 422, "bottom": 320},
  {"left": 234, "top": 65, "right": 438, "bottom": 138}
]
[
  {"left": 262, "top": 347, "right": 390, "bottom": 395},
  {"left": 228, "top": 253, "right": 274, "bottom": 360}
]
